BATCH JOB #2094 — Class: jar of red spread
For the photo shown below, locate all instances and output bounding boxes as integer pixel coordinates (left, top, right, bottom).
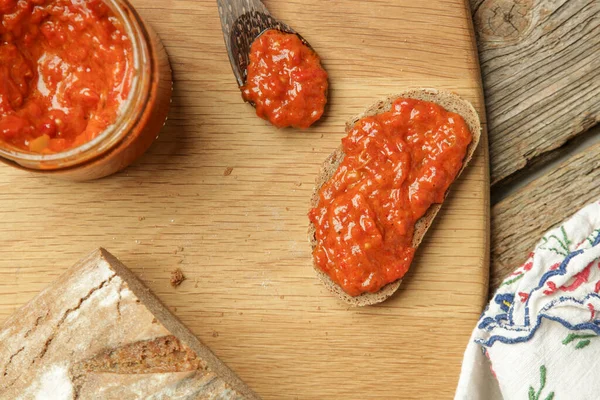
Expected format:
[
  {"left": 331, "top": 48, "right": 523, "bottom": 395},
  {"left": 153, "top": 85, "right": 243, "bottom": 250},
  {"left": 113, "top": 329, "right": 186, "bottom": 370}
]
[{"left": 0, "top": 0, "right": 172, "bottom": 180}]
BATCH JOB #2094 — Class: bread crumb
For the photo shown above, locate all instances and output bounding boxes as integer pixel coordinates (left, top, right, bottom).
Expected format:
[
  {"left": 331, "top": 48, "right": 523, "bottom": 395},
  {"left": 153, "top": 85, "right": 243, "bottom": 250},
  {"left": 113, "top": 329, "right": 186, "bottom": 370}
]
[
  {"left": 151, "top": 318, "right": 158, "bottom": 324},
  {"left": 223, "top": 167, "right": 233, "bottom": 176},
  {"left": 170, "top": 268, "right": 185, "bottom": 288},
  {"left": 212, "top": 331, "right": 219, "bottom": 338},
  {"left": 294, "top": 181, "right": 302, "bottom": 187},
  {"left": 138, "top": 216, "right": 145, "bottom": 221},
  {"left": 285, "top": 207, "right": 290, "bottom": 211}
]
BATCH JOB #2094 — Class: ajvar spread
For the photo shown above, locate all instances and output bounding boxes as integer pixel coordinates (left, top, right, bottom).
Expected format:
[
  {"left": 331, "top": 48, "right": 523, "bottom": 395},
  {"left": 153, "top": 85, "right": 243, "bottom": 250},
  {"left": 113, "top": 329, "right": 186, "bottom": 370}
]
[
  {"left": 308, "top": 98, "right": 473, "bottom": 296},
  {"left": 241, "top": 29, "right": 328, "bottom": 129},
  {"left": 0, "top": 0, "right": 133, "bottom": 153}
]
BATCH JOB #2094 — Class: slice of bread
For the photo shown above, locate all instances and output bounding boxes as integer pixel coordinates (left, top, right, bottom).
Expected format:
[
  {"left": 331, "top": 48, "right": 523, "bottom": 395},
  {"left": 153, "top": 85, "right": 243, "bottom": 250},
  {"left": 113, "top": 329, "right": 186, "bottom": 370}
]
[
  {"left": 308, "top": 89, "right": 482, "bottom": 306},
  {"left": 0, "top": 248, "right": 260, "bottom": 399}
]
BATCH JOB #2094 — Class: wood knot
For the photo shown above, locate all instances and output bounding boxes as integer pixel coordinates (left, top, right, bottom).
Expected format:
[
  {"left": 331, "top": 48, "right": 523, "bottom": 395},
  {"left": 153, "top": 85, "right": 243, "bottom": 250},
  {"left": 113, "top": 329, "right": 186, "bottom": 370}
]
[{"left": 474, "top": 0, "right": 533, "bottom": 43}]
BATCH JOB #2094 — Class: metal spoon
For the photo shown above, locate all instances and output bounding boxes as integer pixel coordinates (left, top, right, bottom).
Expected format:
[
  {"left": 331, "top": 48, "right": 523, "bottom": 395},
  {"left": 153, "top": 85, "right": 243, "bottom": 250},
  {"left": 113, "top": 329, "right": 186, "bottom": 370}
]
[{"left": 216, "top": 0, "right": 309, "bottom": 88}]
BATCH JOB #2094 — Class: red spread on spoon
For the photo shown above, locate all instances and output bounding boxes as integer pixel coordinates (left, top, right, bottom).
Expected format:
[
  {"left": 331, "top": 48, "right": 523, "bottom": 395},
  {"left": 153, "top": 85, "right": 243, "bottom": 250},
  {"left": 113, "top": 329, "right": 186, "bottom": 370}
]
[{"left": 241, "top": 29, "right": 328, "bottom": 129}]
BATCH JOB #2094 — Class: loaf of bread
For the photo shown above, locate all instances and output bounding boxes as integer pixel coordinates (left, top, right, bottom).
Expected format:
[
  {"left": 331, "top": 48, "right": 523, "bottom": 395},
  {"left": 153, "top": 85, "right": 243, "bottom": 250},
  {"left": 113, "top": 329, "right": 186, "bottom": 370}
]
[
  {"left": 0, "top": 248, "right": 259, "bottom": 399},
  {"left": 308, "top": 89, "right": 482, "bottom": 306}
]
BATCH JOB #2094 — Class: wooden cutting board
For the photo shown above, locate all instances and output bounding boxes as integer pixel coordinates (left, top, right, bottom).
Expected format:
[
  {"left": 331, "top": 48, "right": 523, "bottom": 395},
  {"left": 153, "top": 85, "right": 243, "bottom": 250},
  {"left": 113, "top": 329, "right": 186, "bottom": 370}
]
[{"left": 0, "top": 0, "right": 489, "bottom": 398}]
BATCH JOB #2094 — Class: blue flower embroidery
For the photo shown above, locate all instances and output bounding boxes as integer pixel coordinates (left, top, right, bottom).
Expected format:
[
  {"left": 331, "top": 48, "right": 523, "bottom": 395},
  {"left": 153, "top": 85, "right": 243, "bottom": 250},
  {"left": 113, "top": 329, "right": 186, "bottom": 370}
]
[{"left": 495, "top": 293, "right": 515, "bottom": 313}]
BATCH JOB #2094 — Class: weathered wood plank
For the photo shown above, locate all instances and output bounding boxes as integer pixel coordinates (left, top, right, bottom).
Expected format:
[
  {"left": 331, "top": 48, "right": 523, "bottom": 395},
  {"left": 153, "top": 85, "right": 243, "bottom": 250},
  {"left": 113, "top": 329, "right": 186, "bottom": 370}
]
[
  {"left": 491, "top": 139, "right": 600, "bottom": 290},
  {"left": 470, "top": 0, "right": 600, "bottom": 185}
]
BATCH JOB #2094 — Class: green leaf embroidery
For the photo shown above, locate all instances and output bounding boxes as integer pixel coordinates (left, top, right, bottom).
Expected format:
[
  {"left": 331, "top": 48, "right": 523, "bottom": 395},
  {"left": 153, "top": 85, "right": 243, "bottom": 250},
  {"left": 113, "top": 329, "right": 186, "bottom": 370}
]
[
  {"left": 537, "top": 365, "right": 547, "bottom": 399},
  {"left": 539, "top": 226, "right": 572, "bottom": 256},
  {"left": 576, "top": 339, "right": 591, "bottom": 349},
  {"left": 529, "top": 365, "right": 554, "bottom": 400},
  {"left": 561, "top": 226, "right": 572, "bottom": 248},
  {"left": 500, "top": 273, "right": 525, "bottom": 287},
  {"left": 562, "top": 333, "right": 596, "bottom": 345},
  {"left": 563, "top": 333, "right": 596, "bottom": 350},
  {"left": 586, "top": 229, "right": 600, "bottom": 246}
]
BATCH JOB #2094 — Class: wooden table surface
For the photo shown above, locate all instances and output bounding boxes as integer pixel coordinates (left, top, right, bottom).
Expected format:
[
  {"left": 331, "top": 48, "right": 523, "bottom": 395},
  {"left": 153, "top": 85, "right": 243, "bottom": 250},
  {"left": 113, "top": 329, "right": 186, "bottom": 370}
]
[
  {"left": 470, "top": 0, "right": 600, "bottom": 291},
  {"left": 0, "top": 0, "right": 489, "bottom": 399},
  {"left": 2, "top": 0, "right": 596, "bottom": 396}
]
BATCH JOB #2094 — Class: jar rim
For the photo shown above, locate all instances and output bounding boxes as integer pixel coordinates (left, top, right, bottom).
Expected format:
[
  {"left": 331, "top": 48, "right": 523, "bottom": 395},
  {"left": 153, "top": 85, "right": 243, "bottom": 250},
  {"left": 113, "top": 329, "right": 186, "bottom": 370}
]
[{"left": 0, "top": 0, "right": 151, "bottom": 169}]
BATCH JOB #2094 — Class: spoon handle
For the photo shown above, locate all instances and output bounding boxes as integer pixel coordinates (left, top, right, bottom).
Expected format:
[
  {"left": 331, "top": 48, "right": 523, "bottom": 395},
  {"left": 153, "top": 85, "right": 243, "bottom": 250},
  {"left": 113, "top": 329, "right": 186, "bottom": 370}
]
[
  {"left": 217, "top": 0, "right": 294, "bottom": 87},
  {"left": 217, "top": 0, "right": 270, "bottom": 23},
  {"left": 217, "top": 0, "right": 270, "bottom": 86}
]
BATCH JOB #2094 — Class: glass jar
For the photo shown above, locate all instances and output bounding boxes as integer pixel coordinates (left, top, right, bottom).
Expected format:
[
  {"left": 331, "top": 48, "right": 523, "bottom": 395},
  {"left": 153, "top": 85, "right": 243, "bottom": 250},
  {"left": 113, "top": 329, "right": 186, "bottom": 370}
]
[{"left": 0, "top": 0, "right": 173, "bottom": 181}]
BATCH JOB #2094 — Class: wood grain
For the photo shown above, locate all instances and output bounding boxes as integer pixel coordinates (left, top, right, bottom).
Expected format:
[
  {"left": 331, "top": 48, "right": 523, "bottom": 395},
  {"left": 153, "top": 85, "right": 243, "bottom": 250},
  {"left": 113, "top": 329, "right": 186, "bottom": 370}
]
[
  {"left": 491, "top": 140, "right": 600, "bottom": 290},
  {"left": 0, "top": 1, "right": 489, "bottom": 398},
  {"left": 470, "top": 0, "right": 600, "bottom": 185}
]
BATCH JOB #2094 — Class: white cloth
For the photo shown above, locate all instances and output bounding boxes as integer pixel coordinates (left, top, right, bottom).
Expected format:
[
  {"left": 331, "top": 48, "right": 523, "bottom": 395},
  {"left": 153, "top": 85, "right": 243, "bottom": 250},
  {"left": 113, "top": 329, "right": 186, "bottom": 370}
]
[{"left": 455, "top": 200, "right": 600, "bottom": 400}]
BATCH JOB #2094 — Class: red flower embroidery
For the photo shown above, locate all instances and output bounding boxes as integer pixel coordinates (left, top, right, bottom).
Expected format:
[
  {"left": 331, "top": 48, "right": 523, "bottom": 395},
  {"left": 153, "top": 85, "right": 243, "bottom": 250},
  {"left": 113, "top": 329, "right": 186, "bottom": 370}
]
[
  {"left": 588, "top": 303, "right": 596, "bottom": 321},
  {"left": 518, "top": 292, "right": 529, "bottom": 302},
  {"left": 560, "top": 262, "right": 593, "bottom": 292},
  {"left": 544, "top": 281, "right": 558, "bottom": 296}
]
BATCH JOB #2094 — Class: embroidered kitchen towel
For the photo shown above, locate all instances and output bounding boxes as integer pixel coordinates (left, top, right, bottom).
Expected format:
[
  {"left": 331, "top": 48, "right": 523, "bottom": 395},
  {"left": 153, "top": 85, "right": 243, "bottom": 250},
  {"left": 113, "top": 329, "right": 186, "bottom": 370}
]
[{"left": 455, "top": 200, "right": 600, "bottom": 400}]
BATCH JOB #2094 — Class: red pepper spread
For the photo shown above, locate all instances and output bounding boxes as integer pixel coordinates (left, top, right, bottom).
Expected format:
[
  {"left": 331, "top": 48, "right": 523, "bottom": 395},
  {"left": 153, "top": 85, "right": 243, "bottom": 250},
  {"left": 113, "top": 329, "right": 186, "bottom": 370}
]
[
  {"left": 308, "top": 98, "right": 473, "bottom": 296},
  {"left": 0, "top": 0, "right": 133, "bottom": 153},
  {"left": 241, "top": 29, "right": 328, "bottom": 129}
]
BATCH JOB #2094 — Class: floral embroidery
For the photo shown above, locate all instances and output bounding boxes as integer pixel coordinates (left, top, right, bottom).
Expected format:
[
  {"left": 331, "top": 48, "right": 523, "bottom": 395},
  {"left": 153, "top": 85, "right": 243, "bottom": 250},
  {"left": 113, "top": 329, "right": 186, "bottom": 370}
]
[
  {"left": 562, "top": 333, "right": 596, "bottom": 349},
  {"left": 528, "top": 365, "right": 554, "bottom": 400},
  {"left": 500, "top": 259, "right": 534, "bottom": 288},
  {"left": 539, "top": 226, "right": 571, "bottom": 257},
  {"left": 500, "top": 273, "right": 524, "bottom": 287},
  {"left": 494, "top": 293, "right": 514, "bottom": 313},
  {"left": 461, "top": 201, "right": 600, "bottom": 400},
  {"left": 519, "top": 292, "right": 529, "bottom": 302},
  {"left": 587, "top": 229, "right": 600, "bottom": 247},
  {"left": 473, "top": 201, "right": 600, "bottom": 347}
]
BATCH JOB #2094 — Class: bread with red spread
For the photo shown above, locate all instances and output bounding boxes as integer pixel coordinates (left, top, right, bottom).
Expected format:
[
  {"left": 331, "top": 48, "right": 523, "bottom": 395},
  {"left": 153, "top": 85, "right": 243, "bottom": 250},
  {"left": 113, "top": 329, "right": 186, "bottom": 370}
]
[{"left": 308, "top": 89, "right": 481, "bottom": 306}]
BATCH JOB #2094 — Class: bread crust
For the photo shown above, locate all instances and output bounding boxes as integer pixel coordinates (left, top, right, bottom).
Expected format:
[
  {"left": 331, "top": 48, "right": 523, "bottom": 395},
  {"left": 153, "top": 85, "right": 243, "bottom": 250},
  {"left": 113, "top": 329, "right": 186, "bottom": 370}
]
[
  {"left": 0, "top": 249, "right": 260, "bottom": 399},
  {"left": 308, "top": 89, "right": 482, "bottom": 306}
]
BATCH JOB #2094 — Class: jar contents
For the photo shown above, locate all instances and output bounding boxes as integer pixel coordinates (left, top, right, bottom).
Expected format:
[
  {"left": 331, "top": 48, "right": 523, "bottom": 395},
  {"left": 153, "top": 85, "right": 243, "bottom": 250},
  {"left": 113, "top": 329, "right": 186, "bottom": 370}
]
[
  {"left": 241, "top": 29, "right": 328, "bottom": 129},
  {"left": 0, "top": 0, "right": 134, "bottom": 153},
  {"left": 308, "top": 98, "right": 473, "bottom": 296}
]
